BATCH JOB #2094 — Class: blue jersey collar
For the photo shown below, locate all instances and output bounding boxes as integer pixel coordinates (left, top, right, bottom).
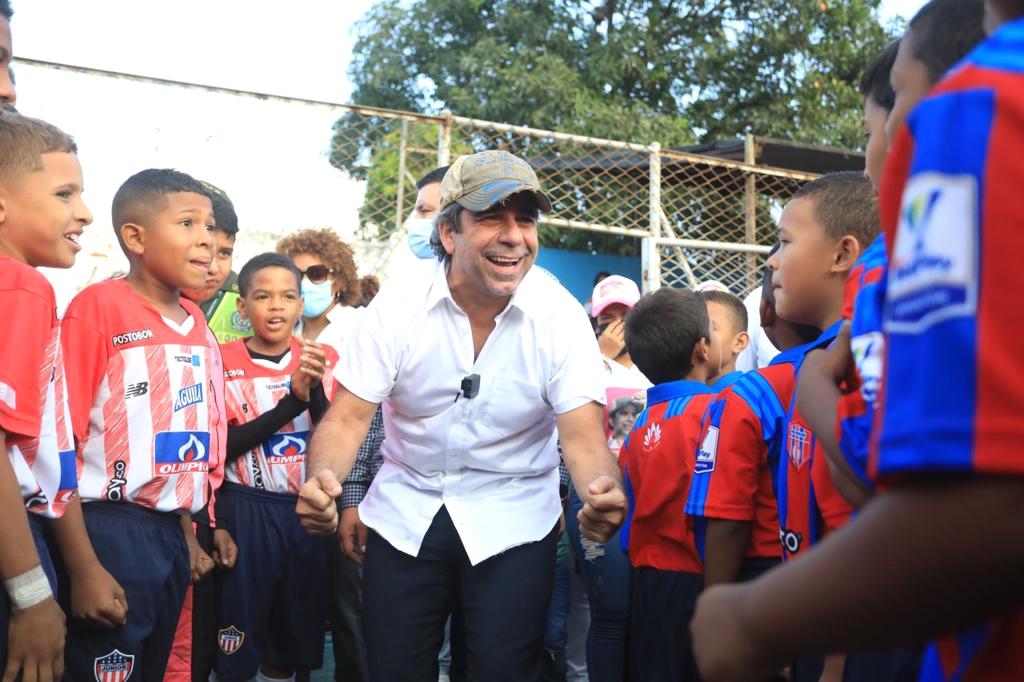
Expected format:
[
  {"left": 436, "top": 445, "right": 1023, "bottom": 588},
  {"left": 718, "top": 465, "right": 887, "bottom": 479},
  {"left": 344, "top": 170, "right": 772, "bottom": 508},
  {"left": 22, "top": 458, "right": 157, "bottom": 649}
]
[
  {"left": 646, "top": 379, "right": 715, "bottom": 406},
  {"left": 711, "top": 371, "right": 744, "bottom": 391},
  {"left": 769, "top": 320, "right": 843, "bottom": 367}
]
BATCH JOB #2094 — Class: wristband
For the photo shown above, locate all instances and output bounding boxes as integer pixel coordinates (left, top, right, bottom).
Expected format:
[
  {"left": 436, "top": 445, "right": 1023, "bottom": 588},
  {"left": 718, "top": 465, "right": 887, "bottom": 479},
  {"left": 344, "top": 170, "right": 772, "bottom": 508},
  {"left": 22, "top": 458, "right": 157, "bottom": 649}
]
[{"left": 3, "top": 564, "right": 52, "bottom": 610}]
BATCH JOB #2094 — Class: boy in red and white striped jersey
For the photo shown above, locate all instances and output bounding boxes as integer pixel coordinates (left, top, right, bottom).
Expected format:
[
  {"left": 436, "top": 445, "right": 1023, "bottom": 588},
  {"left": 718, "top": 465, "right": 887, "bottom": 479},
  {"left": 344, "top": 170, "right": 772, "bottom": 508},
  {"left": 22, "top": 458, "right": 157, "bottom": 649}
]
[{"left": 60, "top": 169, "right": 227, "bottom": 678}]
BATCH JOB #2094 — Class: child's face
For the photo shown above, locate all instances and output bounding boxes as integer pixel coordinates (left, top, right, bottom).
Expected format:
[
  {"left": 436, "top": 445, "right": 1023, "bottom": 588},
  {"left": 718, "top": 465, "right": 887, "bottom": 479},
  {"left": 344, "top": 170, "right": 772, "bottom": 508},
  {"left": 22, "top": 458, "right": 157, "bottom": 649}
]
[
  {"left": 768, "top": 197, "right": 839, "bottom": 328},
  {"left": 0, "top": 151, "right": 92, "bottom": 268},
  {"left": 237, "top": 266, "right": 302, "bottom": 348},
  {"left": 885, "top": 30, "right": 934, "bottom": 146},
  {"left": 181, "top": 230, "right": 234, "bottom": 302},
  {"left": 706, "top": 301, "right": 748, "bottom": 372},
  {"left": 862, "top": 96, "right": 889, "bottom": 190},
  {"left": 129, "top": 191, "right": 214, "bottom": 291},
  {"left": 0, "top": 18, "right": 15, "bottom": 111}
]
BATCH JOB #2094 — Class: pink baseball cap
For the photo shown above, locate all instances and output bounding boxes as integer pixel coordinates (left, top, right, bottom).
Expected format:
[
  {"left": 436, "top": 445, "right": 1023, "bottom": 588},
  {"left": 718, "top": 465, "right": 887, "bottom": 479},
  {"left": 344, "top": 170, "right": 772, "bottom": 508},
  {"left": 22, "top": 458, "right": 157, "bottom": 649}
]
[{"left": 591, "top": 275, "right": 641, "bottom": 317}]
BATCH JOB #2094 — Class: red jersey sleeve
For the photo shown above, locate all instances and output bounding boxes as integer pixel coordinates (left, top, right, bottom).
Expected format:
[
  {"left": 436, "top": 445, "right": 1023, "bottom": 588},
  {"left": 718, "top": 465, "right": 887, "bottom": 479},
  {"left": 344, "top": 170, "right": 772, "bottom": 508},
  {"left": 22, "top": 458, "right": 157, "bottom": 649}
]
[{"left": 0, "top": 275, "right": 54, "bottom": 439}]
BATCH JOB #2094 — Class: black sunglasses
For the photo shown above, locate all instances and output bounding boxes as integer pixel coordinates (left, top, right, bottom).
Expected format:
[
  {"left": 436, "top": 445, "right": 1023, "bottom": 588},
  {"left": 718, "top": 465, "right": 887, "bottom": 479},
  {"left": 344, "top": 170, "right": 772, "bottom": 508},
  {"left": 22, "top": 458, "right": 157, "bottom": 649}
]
[{"left": 299, "top": 265, "right": 334, "bottom": 284}]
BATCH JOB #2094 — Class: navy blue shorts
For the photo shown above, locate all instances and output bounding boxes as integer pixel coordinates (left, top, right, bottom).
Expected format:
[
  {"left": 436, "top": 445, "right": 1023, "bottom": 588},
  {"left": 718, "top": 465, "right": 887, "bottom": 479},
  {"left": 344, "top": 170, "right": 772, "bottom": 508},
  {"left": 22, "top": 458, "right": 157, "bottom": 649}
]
[
  {"left": 63, "top": 501, "right": 190, "bottom": 682},
  {"left": 0, "top": 513, "right": 59, "bottom": 666},
  {"left": 628, "top": 566, "right": 703, "bottom": 682},
  {"left": 214, "top": 482, "right": 328, "bottom": 680}
]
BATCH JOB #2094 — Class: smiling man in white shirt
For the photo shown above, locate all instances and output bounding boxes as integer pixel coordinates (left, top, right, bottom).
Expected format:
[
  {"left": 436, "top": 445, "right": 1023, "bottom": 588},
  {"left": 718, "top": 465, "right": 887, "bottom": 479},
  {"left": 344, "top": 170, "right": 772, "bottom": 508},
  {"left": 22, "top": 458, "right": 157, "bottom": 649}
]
[{"left": 296, "top": 150, "right": 627, "bottom": 681}]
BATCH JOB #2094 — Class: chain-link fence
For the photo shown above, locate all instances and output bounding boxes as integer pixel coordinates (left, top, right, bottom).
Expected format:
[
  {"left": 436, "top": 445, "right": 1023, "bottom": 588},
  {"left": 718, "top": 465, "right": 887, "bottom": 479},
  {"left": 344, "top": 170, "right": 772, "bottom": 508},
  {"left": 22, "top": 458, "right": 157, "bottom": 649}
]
[
  {"left": 331, "top": 106, "right": 821, "bottom": 294},
  {"left": 16, "top": 58, "right": 822, "bottom": 298}
]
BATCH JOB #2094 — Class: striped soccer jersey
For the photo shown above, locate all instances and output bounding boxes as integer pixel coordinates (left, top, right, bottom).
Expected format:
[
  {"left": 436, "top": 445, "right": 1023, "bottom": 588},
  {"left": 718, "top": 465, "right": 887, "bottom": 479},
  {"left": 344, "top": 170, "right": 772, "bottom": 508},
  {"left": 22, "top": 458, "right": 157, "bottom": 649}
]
[
  {"left": 1, "top": 257, "right": 77, "bottom": 518},
  {"left": 872, "top": 18, "right": 1024, "bottom": 681},
  {"left": 62, "top": 278, "right": 226, "bottom": 514},
  {"left": 221, "top": 337, "right": 339, "bottom": 494}
]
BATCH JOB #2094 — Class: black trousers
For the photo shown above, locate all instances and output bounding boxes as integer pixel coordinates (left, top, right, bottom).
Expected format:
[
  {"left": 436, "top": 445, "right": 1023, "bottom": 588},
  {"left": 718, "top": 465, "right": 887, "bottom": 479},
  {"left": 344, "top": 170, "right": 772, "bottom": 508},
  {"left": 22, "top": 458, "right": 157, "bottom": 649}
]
[
  {"left": 327, "top": 532, "right": 370, "bottom": 682},
  {"left": 362, "top": 506, "right": 558, "bottom": 682},
  {"left": 629, "top": 566, "right": 704, "bottom": 682}
]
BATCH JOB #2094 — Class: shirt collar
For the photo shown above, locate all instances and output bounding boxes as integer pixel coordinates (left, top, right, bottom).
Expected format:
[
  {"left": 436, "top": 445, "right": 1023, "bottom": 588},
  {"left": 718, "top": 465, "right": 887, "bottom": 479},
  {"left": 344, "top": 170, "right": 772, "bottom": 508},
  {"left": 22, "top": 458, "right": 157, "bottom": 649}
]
[
  {"left": 646, "top": 379, "right": 715, "bottom": 406},
  {"left": 425, "top": 261, "right": 546, "bottom": 321},
  {"left": 712, "top": 371, "right": 744, "bottom": 391},
  {"left": 769, "top": 320, "right": 843, "bottom": 367}
]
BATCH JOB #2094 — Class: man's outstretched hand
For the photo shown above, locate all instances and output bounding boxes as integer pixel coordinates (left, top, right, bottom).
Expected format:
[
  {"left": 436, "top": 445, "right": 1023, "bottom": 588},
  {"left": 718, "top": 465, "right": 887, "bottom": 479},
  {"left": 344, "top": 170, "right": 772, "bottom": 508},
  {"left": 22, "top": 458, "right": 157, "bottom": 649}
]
[
  {"left": 577, "top": 475, "right": 627, "bottom": 543},
  {"left": 297, "top": 469, "right": 343, "bottom": 534}
]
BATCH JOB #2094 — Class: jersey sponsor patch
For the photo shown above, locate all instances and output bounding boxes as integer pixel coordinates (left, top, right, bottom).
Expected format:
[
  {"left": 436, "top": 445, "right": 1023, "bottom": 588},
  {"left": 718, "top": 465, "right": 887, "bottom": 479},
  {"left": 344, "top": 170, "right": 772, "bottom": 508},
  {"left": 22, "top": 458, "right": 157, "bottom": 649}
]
[
  {"left": 153, "top": 430, "right": 211, "bottom": 474},
  {"left": 111, "top": 328, "right": 154, "bottom": 347},
  {"left": 173, "top": 382, "right": 204, "bottom": 411},
  {"left": 694, "top": 425, "right": 719, "bottom": 474},
  {"left": 888, "top": 172, "right": 978, "bottom": 332},
  {"left": 94, "top": 649, "right": 134, "bottom": 682},
  {"left": 850, "top": 331, "right": 884, "bottom": 405},
  {"left": 264, "top": 430, "right": 309, "bottom": 463},
  {"left": 642, "top": 422, "right": 662, "bottom": 452},
  {"left": 218, "top": 625, "right": 245, "bottom": 655}
]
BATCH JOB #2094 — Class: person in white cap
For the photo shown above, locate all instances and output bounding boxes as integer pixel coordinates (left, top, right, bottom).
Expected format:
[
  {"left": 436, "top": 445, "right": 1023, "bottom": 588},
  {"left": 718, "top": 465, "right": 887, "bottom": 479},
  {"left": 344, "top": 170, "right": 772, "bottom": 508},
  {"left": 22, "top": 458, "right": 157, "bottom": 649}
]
[{"left": 295, "top": 150, "right": 627, "bottom": 681}]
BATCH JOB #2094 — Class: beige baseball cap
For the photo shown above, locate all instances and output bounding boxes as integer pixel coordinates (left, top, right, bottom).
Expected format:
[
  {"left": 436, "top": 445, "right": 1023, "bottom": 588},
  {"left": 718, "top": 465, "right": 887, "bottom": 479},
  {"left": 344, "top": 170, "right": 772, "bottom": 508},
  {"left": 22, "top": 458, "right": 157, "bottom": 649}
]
[{"left": 439, "top": 150, "right": 552, "bottom": 213}]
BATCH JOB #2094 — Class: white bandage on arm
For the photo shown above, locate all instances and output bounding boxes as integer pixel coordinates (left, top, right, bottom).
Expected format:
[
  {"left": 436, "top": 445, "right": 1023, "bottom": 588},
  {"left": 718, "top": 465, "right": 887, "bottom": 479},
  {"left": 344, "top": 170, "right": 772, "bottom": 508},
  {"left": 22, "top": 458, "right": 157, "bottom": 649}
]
[{"left": 3, "top": 564, "right": 52, "bottom": 610}]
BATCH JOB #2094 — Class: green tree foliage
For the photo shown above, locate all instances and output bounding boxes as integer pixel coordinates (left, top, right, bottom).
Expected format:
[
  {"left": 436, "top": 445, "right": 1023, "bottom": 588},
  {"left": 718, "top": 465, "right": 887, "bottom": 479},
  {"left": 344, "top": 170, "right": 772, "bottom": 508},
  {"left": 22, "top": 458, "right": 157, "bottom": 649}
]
[{"left": 331, "top": 0, "right": 894, "bottom": 253}]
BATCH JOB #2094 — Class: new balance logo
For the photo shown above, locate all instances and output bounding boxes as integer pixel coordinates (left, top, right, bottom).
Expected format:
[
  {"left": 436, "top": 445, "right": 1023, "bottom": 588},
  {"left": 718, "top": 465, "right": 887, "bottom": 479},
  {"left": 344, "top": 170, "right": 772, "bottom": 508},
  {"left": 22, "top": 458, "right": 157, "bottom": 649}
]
[{"left": 124, "top": 382, "right": 149, "bottom": 399}]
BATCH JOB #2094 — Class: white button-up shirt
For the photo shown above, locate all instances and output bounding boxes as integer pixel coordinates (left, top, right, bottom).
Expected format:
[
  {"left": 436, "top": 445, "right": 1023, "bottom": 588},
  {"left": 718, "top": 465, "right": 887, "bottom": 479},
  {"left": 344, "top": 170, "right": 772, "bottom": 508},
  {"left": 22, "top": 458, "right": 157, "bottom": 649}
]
[{"left": 340, "top": 262, "right": 606, "bottom": 565}]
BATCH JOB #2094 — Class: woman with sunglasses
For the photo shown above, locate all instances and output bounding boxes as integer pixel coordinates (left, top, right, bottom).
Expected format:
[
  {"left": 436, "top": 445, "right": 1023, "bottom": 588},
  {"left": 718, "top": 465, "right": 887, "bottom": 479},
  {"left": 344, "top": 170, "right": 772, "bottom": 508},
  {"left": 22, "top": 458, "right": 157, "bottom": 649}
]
[{"left": 276, "top": 228, "right": 364, "bottom": 351}]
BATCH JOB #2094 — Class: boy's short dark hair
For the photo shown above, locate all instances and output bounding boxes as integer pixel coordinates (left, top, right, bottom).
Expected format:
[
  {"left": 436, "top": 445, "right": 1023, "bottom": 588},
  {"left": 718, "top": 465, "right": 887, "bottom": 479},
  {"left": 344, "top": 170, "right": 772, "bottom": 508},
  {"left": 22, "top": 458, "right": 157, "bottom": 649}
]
[
  {"left": 909, "top": 0, "right": 986, "bottom": 83},
  {"left": 625, "top": 288, "right": 710, "bottom": 385},
  {"left": 791, "top": 172, "right": 879, "bottom": 249},
  {"left": 111, "top": 169, "right": 211, "bottom": 238},
  {"left": 416, "top": 166, "right": 450, "bottom": 190},
  {"left": 0, "top": 113, "right": 77, "bottom": 183},
  {"left": 701, "top": 290, "right": 748, "bottom": 333},
  {"left": 0, "top": 1, "right": 12, "bottom": 20},
  {"left": 200, "top": 181, "right": 239, "bottom": 237},
  {"left": 238, "top": 252, "right": 302, "bottom": 298},
  {"left": 860, "top": 40, "right": 899, "bottom": 112}
]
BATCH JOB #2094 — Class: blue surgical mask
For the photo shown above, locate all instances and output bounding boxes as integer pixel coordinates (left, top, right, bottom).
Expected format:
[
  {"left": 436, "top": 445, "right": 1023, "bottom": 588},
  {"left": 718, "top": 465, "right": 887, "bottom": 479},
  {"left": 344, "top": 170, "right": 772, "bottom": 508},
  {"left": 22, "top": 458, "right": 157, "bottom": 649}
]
[
  {"left": 301, "top": 280, "right": 335, "bottom": 318},
  {"left": 406, "top": 217, "right": 436, "bottom": 260}
]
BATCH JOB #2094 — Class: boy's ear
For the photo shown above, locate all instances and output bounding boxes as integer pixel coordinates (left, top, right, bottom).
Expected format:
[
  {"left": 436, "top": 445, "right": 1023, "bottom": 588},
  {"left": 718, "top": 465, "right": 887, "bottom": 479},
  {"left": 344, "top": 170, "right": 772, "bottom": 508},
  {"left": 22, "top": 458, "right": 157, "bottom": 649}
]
[
  {"left": 235, "top": 294, "right": 248, "bottom": 321},
  {"left": 732, "top": 330, "right": 750, "bottom": 355},
  {"left": 120, "top": 223, "right": 145, "bottom": 257},
  {"left": 693, "top": 336, "right": 710, "bottom": 365},
  {"left": 0, "top": 188, "right": 8, "bottom": 225},
  {"left": 831, "top": 235, "right": 861, "bottom": 275}
]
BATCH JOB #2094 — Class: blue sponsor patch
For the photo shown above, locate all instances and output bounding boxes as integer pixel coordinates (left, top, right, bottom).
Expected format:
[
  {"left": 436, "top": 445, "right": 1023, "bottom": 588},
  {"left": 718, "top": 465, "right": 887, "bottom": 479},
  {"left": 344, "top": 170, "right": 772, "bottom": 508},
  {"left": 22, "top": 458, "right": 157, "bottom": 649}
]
[
  {"left": 154, "top": 431, "right": 211, "bottom": 474},
  {"left": 264, "top": 431, "right": 309, "bottom": 462},
  {"left": 173, "top": 383, "right": 204, "bottom": 411}
]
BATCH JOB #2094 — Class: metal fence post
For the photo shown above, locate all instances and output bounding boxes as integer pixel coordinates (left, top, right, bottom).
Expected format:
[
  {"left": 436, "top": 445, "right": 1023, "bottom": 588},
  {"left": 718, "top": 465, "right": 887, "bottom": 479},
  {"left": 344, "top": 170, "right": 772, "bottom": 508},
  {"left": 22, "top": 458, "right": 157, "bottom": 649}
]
[
  {"left": 644, "top": 142, "right": 662, "bottom": 293},
  {"left": 438, "top": 111, "right": 453, "bottom": 166},
  {"left": 744, "top": 134, "right": 758, "bottom": 293},
  {"left": 395, "top": 119, "right": 409, "bottom": 235}
]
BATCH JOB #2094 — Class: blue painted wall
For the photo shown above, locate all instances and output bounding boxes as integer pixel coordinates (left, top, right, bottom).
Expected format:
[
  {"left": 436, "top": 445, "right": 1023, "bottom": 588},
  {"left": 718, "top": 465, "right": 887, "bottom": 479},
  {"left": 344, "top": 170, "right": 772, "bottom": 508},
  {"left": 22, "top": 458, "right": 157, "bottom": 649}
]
[{"left": 536, "top": 248, "right": 642, "bottom": 303}]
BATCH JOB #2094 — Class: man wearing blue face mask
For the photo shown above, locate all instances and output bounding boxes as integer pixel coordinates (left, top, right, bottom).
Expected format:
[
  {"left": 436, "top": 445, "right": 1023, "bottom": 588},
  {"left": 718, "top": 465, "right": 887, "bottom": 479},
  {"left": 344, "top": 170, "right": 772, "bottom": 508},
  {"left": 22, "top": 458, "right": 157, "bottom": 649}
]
[{"left": 407, "top": 166, "right": 450, "bottom": 259}]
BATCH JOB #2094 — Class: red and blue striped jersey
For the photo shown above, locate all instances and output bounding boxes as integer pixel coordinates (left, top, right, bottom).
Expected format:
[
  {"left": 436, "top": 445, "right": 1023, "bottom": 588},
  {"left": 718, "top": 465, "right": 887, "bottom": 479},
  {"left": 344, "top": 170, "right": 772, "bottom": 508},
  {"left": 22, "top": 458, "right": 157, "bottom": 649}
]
[
  {"left": 685, "top": 368, "right": 785, "bottom": 562},
  {"left": 835, "top": 234, "right": 888, "bottom": 488},
  {"left": 873, "top": 18, "right": 1024, "bottom": 681},
  {"left": 620, "top": 380, "right": 715, "bottom": 573},
  {"left": 775, "top": 323, "right": 853, "bottom": 561}
]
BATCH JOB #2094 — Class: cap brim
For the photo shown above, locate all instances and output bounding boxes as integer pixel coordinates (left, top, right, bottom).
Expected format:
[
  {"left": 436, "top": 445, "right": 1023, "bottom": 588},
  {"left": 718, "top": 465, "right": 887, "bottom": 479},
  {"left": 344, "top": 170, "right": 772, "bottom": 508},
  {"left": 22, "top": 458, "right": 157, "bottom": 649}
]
[
  {"left": 592, "top": 295, "right": 639, "bottom": 318},
  {"left": 456, "top": 183, "right": 552, "bottom": 213}
]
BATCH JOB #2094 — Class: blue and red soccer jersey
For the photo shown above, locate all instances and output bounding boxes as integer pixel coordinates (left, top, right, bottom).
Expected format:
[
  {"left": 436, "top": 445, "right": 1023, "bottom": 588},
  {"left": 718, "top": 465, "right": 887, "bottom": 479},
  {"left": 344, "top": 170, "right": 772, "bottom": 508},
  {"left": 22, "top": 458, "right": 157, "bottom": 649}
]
[
  {"left": 872, "top": 18, "right": 1024, "bottom": 681},
  {"left": 835, "top": 234, "right": 887, "bottom": 488},
  {"left": 620, "top": 380, "right": 715, "bottom": 573},
  {"left": 684, "top": 367, "right": 786, "bottom": 562}
]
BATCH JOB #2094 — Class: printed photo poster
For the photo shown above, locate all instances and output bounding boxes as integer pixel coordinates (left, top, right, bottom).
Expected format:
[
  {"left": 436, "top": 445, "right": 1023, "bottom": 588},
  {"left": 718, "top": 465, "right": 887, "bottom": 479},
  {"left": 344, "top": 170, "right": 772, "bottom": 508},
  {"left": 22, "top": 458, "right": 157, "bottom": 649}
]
[{"left": 605, "top": 385, "right": 647, "bottom": 459}]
